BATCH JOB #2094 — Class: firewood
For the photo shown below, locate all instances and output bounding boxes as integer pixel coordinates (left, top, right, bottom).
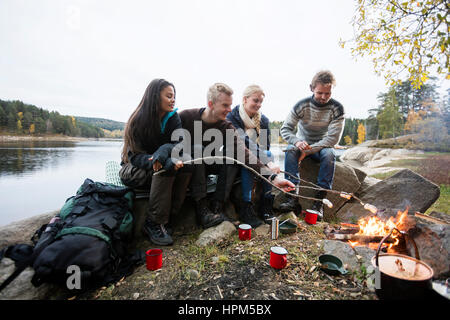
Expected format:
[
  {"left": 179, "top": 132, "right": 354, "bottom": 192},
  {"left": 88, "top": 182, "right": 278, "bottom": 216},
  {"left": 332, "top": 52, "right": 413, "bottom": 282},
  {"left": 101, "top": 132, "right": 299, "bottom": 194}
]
[{"left": 327, "top": 233, "right": 395, "bottom": 243}]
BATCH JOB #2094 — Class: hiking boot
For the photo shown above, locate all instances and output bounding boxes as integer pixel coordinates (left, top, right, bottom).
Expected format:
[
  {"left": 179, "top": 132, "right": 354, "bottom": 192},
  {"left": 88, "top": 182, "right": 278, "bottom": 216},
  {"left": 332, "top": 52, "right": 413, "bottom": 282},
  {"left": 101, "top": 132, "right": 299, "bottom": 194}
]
[
  {"left": 312, "top": 190, "right": 327, "bottom": 221},
  {"left": 143, "top": 219, "right": 173, "bottom": 246},
  {"left": 240, "top": 201, "right": 263, "bottom": 228},
  {"left": 259, "top": 196, "right": 275, "bottom": 224},
  {"left": 164, "top": 223, "right": 173, "bottom": 236},
  {"left": 311, "top": 201, "right": 324, "bottom": 221},
  {"left": 210, "top": 200, "right": 224, "bottom": 215},
  {"left": 278, "top": 191, "right": 299, "bottom": 213},
  {"left": 196, "top": 198, "right": 224, "bottom": 228}
]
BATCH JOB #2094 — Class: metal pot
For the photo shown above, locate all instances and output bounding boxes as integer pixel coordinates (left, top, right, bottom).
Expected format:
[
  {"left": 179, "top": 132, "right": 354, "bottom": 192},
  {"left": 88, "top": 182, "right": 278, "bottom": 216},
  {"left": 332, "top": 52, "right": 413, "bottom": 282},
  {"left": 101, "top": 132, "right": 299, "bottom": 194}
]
[{"left": 371, "top": 227, "right": 434, "bottom": 300}]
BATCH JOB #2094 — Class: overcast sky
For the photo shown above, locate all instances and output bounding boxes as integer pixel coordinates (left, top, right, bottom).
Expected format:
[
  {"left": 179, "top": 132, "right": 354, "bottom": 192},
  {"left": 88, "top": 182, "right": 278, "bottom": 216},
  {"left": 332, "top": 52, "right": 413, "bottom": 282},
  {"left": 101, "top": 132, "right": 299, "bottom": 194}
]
[{"left": 1, "top": 0, "right": 445, "bottom": 123}]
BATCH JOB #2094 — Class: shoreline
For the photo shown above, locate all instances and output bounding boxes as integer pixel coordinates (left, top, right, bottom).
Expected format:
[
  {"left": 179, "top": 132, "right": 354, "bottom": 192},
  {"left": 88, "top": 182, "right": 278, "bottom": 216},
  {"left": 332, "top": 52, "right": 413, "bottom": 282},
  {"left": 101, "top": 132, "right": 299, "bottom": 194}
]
[{"left": 0, "top": 134, "right": 121, "bottom": 142}]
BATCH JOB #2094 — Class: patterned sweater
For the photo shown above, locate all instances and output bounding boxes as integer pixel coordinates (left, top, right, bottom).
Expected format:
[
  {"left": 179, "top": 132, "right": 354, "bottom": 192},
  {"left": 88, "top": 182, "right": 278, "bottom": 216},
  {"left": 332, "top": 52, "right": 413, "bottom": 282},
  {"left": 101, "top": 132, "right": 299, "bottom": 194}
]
[{"left": 280, "top": 95, "right": 345, "bottom": 149}]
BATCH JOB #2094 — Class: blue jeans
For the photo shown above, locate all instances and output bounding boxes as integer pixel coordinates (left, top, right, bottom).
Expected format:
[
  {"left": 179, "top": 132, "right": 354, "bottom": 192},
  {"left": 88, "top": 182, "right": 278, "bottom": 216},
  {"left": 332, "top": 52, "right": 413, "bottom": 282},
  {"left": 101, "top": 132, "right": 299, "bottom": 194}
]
[
  {"left": 284, "top": 146, "right": 336, "bottom": 190},
  {"left": 241, "top": 150, "right": 273, "bottom": 202}
]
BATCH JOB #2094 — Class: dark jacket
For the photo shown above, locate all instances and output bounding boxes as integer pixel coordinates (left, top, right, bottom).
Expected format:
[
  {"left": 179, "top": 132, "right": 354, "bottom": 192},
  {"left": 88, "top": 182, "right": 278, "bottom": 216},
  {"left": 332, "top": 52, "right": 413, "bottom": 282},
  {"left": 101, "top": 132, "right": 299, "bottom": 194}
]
[
  {"left": 127, "top": 110, "right": 183, "bottom": 171},
  {"left": 179, "top": 108, "right": 271, "bottom": 175},
  {"left": 226, "top": 105, "right": 271, "bottom": 161}
]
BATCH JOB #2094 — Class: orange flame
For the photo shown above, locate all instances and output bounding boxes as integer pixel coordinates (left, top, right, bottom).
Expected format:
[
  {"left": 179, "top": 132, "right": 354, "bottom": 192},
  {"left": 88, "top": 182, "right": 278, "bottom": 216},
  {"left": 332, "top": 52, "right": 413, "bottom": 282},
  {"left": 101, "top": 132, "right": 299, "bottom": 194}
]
[{"left": 348, "top": 208, "right": 409, "bottom": 251}]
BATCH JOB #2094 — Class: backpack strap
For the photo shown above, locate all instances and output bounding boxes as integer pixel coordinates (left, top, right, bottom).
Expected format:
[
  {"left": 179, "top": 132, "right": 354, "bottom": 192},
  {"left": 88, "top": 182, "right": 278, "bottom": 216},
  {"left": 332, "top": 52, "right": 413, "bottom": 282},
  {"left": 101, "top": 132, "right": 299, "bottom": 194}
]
[
  {"left": 0, "top": 245, "right": 34, "bottom": 293},
  {"left": 55, "top": 227, "right": 111, "bottom": 245},
  {"left": 0, "top": 221, "right": 61, "bottom": 293}
]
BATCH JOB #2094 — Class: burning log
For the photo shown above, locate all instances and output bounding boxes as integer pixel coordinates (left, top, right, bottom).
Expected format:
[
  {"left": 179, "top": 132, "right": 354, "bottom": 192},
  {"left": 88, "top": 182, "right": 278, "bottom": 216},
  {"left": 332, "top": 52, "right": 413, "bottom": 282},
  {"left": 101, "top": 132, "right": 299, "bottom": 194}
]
[{"left": 327, "top": 233, "right": 395, "bottom": 243}]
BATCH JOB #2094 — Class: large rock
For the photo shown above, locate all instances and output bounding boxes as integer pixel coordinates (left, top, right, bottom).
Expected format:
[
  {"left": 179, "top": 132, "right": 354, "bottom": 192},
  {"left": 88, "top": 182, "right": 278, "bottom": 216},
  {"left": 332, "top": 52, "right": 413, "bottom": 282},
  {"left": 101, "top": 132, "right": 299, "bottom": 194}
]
[
  {"left": 274, "top": 158, "right": 365, "bottom": 221},
  {"left": 195, "top": 221, "right": 236, "bottom": 247},
  {"left": 356, "top": 176, "right": 382, "bottom": 198},
  {"left": 0, "top": 211, "right": 65, "bottom": 300},
  {"left": 337, "top": 169, "right": 440, "bottom": 223},
  {"left": 0, "top": 211, "right": 57, "bottom": 249},
  {"left": 0, "top": 258, "right": 64, "bottom": 300},
  {"left": 407, "top": 219, "right": 450, "bottom": 279},
  {"left": 321, "top": 240, "right": 378, "bottom": 291},
  {"left": 340, "top": 146, "right": 420, "bottom": 169}
]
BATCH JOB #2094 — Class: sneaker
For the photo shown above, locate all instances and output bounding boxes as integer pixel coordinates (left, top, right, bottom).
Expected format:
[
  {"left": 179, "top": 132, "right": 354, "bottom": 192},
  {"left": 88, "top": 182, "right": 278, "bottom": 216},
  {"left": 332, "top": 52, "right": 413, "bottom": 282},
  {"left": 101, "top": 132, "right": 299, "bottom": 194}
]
[
  {"left": 311, "top": 200, "right": 324, "bottom": 221},
  {"left": 240, "top": 201, "right": 263, "bottom": 228},
  {"left": 143, "top": 220, "right": 173, "bottom": 246},
  {"left": 259, "top": 196, "right": 275, "bottom": 224},
  {"left": 196, "top": 198, "right": 224, "bottom": 228}
]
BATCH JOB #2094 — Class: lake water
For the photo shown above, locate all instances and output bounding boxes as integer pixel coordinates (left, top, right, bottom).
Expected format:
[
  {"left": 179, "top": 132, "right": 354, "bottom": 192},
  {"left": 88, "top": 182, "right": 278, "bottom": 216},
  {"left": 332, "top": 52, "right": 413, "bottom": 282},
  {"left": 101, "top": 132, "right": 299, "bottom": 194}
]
[
  {"left": 0, "top": 140, "right": 342, "bottom": 227},
  {"left": 0, "top": 140, "right": 124, "bottom": 226}
]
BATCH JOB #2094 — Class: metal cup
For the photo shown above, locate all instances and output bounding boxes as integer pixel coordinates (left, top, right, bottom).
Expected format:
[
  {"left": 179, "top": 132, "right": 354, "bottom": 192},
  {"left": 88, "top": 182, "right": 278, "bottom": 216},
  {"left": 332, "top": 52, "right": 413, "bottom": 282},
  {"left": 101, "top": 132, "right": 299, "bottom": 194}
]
[{"left": 271, "top": 217, "right": 279, "bottom": 240}]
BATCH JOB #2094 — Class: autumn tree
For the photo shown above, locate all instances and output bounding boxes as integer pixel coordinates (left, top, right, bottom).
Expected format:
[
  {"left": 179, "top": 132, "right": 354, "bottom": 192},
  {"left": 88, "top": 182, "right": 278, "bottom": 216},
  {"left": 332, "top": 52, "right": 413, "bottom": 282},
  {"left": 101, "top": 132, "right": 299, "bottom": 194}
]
[
  {"left": 357, "top": 122, "right": 366, "bottom": 144},
  {"left": 404, "top": 109, "right": 423, "bottom": 132},
  {"left": 344, "top": 135, "right": 353, "bottom": 145},
  {"left": 340, "top": 0, "right": 449, "bottom": 89}
]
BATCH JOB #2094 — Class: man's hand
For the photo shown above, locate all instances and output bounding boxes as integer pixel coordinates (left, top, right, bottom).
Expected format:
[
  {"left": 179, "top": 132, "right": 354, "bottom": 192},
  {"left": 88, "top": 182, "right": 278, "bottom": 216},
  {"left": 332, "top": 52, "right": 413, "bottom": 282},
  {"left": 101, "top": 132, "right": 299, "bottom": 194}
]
[
  {"left": 267, "top": 161, "right": 281, "bottom": 174},
  {"left": 295, "top": 140, "right": 311, "bottom": 151},
  {"left": 152, "top": 159, "right": 162, "bottom": 172},
  {"left": 174, "top": 160, "right": 184, "bottom": 171},
  {"left": 272, "top": 176, "right": 296, "bottom": 192}
]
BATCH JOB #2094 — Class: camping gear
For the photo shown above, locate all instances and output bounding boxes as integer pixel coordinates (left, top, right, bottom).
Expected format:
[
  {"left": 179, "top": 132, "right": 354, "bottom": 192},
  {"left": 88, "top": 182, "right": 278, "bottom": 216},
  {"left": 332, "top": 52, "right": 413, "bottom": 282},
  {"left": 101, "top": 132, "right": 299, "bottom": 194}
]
[
  {"left": 371, "top": 227, "right": 434, "bottom": 300},
  {"left": 319, "top": 254, "right": 348, "bottom": 275},
  {"left": 279, "top": 219, "right": 298, "bottom": 234},
  {"left": 29, "top": 178, "right": 143, "bottom": 291},
  {"left": 270, "top": 246, "right": 288, "bottom": 270},
  {"left": 271, "top": 217, "right": 279, "bottom": 240},
  {"left": 305, "top": 209, "right": 319, "bottom": 225},
  {"left": 238, "top": 224, "right": 252, "bottom": 241},
  {"left": 146, "top": 249, "right": 163, "bottom": 271}
]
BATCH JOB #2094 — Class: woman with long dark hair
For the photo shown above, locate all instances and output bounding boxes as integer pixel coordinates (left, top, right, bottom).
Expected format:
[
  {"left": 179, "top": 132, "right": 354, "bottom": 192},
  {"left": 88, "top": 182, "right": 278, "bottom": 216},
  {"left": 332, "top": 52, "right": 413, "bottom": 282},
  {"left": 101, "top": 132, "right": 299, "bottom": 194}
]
[{"left": 120, "top": 79, "right": 191, "bottom": 246}]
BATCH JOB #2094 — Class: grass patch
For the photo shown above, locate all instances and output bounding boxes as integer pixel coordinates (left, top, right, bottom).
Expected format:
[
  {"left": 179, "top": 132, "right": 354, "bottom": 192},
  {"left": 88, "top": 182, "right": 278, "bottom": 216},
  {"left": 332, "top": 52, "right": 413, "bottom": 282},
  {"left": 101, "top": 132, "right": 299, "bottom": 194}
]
[
  {"left": 369, "top": 152, "right": 449, "bottom": 216},
  {"left": 425, "top": 184, "right": 450, "bottom": 215},
  {"left": 371, "top": 170, "right": 401, "bottom": 180}
]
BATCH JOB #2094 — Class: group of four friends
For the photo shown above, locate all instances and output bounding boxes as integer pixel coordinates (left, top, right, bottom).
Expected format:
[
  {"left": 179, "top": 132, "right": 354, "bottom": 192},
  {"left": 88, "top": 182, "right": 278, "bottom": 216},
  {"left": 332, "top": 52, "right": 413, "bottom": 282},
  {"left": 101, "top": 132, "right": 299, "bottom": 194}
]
[{"left": 119, "top": 70, "right": 345, "bottom": 246}]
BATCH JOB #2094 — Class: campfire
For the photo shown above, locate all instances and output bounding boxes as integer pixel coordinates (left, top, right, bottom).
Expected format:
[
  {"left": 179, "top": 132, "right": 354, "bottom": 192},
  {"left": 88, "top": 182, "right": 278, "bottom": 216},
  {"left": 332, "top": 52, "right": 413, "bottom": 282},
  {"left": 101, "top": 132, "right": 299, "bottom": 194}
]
[{"left": 325, "top": 208, "right": 411, "bottom": 253}]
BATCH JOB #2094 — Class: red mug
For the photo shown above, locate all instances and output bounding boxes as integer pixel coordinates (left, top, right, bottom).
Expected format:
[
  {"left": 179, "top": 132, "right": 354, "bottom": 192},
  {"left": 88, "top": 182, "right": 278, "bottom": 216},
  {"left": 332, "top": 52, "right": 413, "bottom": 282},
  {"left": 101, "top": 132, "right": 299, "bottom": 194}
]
[
  {"left": 270, "top": 246, "right": 288, "bottom": 269},
  {"left": 238, "top": 224, "right": 252, "bottom": 241},
  {"left": 146, "top": 248, "right": 163, "bottom": 271},
  {"left": 305, "top": 209, "right": 319, "bottom": 225}
]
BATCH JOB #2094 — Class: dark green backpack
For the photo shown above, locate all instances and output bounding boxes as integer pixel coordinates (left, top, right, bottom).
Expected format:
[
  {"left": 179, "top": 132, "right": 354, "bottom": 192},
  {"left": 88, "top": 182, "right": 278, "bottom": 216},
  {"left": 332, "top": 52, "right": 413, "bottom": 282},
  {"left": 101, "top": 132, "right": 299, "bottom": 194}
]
[{"left": 29, "top": 178, "right": 143, "bottom": 291}]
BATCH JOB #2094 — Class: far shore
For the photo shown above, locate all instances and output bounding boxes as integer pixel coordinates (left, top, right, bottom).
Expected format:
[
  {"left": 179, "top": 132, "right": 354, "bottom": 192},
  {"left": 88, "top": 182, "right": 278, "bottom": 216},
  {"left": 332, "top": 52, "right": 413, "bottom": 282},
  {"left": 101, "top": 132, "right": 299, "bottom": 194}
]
[{"left": 0, "top": 134, "right": 122, "bottom": 142}]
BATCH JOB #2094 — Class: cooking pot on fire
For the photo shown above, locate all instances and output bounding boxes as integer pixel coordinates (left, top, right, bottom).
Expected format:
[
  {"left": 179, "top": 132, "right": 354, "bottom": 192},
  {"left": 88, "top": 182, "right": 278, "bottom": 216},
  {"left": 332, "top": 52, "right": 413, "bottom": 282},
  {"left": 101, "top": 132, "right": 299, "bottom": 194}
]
[{"left": 371, "top": 227, "right": 434, "bottom": 300}]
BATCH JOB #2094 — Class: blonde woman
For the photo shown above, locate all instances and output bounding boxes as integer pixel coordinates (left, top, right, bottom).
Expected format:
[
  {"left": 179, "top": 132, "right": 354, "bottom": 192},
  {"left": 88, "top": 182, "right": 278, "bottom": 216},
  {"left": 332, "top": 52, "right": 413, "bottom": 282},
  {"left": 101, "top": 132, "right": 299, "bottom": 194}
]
[{"left": 226, "top": 85, "right": 280, "bottom": 226}]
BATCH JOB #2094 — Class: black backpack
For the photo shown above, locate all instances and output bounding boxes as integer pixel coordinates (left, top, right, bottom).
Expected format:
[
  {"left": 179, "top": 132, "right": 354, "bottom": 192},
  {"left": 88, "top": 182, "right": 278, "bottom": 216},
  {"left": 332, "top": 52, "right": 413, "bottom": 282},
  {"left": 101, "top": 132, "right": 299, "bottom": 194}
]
[{"left": 0, "top": 178, "right": 144, "bottom": 294}]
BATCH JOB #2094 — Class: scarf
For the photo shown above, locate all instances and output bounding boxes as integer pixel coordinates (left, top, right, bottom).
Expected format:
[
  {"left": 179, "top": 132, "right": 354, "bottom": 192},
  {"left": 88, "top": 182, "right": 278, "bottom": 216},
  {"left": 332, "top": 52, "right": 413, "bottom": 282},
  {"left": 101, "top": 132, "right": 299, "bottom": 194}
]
[{"left": 238, "top": 104, "right": 261, "bottom": 144}]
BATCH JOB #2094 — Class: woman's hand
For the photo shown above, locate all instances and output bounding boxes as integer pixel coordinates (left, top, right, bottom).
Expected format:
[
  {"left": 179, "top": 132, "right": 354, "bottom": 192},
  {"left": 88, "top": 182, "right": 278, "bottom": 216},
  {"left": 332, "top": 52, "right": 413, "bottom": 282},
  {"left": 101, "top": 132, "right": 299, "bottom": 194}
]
[{"left": 267, "top": 161, "right": 281, "bottom": 174}]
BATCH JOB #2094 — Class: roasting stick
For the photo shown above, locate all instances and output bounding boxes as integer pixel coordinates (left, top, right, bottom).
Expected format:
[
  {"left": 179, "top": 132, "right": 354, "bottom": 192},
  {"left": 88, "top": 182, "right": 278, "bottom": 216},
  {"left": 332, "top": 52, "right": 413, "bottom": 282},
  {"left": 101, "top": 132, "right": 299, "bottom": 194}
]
[
  {"left": 153, "top": 155, "right": 378, "bottom": 213},
  {"left": 153, "top": 155, "right": 329, "bottom": 203},
  {"left": 279, "top": 170, "right": 378, "bottom": 214}
]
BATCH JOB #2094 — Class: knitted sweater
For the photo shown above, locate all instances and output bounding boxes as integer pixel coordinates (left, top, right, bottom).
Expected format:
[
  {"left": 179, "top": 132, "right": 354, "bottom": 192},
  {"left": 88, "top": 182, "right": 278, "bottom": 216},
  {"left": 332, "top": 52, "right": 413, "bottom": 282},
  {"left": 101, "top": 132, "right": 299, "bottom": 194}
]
[{"left": 280, "top": 96, "right": 345, "bottom": 149}]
